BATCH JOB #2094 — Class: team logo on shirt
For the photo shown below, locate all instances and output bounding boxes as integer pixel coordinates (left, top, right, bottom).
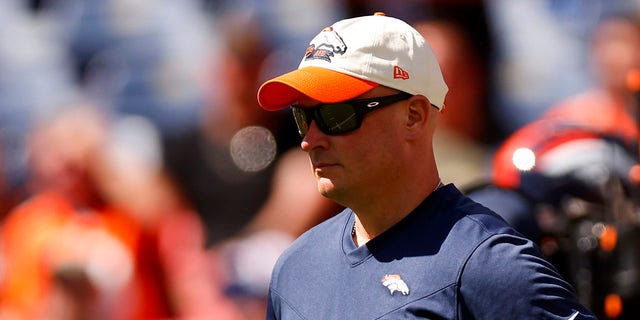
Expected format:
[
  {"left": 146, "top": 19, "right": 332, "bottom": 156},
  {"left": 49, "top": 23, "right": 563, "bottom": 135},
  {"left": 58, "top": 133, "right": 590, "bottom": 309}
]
[{"left": 381, "top": 274, "right": 410, "bottom": 296}]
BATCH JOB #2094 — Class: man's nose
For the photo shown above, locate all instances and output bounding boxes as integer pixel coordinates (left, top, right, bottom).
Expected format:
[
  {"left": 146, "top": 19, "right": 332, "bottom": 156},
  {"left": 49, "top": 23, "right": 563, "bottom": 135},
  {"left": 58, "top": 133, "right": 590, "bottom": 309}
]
[{"left": 301, "top": 121, "right": 329, "bottom": 152}]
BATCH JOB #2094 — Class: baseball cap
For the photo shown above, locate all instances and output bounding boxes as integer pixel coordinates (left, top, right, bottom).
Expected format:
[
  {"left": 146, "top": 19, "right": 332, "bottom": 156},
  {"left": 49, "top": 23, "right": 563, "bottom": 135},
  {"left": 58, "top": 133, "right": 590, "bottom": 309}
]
[{"left": 257, "top": 12, "right": 448, "bottom": 111}]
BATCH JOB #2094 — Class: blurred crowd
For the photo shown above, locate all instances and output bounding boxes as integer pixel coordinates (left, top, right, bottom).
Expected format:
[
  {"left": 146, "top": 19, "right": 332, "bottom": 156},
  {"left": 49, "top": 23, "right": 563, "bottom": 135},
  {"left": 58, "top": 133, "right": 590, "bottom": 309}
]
[{"left": 2, "top": 0, "right": 640, "bottom": 319}]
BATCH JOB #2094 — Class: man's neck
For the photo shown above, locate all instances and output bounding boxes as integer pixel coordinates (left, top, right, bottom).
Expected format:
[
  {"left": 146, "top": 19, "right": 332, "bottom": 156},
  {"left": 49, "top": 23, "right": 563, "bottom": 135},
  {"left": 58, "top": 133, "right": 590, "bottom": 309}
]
[{"left": 351, "top": 177, "right": 442, "bottom": 247}]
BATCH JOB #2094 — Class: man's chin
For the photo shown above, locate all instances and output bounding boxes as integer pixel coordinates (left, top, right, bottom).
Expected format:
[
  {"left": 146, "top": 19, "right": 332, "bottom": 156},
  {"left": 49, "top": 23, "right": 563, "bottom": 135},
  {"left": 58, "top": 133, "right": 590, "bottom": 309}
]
[{"left": 317, "top": 178, "right": 338, "bottom": 198}]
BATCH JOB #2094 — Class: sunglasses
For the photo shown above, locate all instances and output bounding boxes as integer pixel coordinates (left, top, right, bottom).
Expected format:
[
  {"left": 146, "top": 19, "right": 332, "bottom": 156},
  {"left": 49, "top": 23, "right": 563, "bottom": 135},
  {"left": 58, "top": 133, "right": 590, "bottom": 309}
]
[{"left": 291, "top": 92, "right": 413, "bottom": 137}]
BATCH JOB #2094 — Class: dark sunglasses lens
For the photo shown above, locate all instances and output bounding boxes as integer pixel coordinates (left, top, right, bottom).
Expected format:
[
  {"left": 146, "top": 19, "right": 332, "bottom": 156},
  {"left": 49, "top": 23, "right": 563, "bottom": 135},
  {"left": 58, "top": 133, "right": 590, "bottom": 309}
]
[
  {"left": 317, "top": 104, "right": 358, "bottom": 135},
  {"left": 291, "top": 107, "right": 309, "bottom": 137}
]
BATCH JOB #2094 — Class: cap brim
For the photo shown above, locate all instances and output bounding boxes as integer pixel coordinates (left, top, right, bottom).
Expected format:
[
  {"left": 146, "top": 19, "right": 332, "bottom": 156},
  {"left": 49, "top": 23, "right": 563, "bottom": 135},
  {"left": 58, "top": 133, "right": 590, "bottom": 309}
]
[{"left": 257, "top": 66, "right": 378, "bottom": 110}]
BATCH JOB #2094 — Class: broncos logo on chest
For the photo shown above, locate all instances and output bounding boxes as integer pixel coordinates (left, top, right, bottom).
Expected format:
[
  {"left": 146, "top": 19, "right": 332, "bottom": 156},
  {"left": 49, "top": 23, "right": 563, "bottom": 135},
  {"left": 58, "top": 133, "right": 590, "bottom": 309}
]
[{"left": 381, "top": 274, "right": 410, "bottom": 296}]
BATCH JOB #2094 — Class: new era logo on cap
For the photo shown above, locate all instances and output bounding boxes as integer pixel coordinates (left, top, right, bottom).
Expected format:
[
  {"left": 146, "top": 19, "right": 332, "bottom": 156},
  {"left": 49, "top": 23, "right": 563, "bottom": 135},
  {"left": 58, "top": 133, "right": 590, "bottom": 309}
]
[{"left": 393, "top": 66, "right": 410, "bottom": 80}]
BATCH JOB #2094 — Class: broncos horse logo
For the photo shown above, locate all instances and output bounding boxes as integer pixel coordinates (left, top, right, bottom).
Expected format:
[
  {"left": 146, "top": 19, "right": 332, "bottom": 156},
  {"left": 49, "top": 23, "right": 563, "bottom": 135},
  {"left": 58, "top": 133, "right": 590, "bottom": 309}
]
[
  {"left": 304, "top": 26, "right": 347, "bottom": 62},
  {"left": 381, "top": 274, "right": 410, "bottom": 296}
]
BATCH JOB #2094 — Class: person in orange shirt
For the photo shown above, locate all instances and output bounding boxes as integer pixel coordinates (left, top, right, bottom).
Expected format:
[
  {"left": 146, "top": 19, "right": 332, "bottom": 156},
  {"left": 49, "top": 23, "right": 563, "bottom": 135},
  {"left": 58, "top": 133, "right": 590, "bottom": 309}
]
[
  {"left": 0, "top": 106, "right": 243, "bottom": 320},
  {"left": 491, "top": 11, "right": 640, "bottom": 188}
]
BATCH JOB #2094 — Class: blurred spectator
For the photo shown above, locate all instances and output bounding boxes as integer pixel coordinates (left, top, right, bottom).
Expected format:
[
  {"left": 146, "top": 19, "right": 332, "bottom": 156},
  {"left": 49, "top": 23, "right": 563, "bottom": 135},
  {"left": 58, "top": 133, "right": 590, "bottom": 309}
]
[
  {"left": 0, "top": 105, "right": 243, "bottom": 319},
  {"left": 542, "top": 12, "right": 640, "bottom": 143},
  {"left": 484, "top": 0, "right": 640, "bottom": 136},
  {"left": 467, "top": 12, "right": 640, "bottom": 319},
  {"left": 489, "top": 12, "right": 640, "bottom": 194}
]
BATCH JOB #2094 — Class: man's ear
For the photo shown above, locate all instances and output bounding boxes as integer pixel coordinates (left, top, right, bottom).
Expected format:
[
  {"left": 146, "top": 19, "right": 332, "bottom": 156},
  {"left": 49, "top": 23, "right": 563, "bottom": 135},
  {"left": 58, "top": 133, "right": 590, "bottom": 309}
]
[{"left": 405, "top": 96, "right": 430, "bottom": 133}]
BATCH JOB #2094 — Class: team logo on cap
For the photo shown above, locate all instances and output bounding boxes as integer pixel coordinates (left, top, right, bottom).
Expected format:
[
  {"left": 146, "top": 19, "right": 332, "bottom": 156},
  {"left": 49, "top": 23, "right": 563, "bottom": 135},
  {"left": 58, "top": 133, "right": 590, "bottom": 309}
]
[
  {"left": 304, "top": 26, "right": 347, "bottom": 63},
  {"left": 381, "top": 274, "right": 410, "bottom": 296}
]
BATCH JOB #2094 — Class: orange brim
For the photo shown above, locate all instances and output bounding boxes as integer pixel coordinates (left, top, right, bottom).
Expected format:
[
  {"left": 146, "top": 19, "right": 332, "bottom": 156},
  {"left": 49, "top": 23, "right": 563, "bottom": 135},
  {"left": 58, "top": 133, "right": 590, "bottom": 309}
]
[{"left": 257, "top": 66, "right": 378, "bottom": 110}]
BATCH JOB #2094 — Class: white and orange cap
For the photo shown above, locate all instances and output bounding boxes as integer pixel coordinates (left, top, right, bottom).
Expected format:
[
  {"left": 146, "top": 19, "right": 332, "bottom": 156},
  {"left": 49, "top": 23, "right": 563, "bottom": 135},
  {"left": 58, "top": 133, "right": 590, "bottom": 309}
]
[{"left": 257, "top": 12, "right": 448, "bottom": 111}]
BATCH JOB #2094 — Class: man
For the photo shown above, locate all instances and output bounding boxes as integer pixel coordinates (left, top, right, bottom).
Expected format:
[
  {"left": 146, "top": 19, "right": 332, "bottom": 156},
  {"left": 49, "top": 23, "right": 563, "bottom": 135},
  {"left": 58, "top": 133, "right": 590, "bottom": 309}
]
[{"left": 256, "top": 13, "right": 596, "bottom": 319}]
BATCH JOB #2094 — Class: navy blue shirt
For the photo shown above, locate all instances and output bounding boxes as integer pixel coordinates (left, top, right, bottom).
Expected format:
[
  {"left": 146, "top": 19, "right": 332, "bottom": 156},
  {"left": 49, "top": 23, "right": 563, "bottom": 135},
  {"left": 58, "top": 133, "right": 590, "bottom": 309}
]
[{"left": 266, "top": 184, "right": 596, "bottom": 319}]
